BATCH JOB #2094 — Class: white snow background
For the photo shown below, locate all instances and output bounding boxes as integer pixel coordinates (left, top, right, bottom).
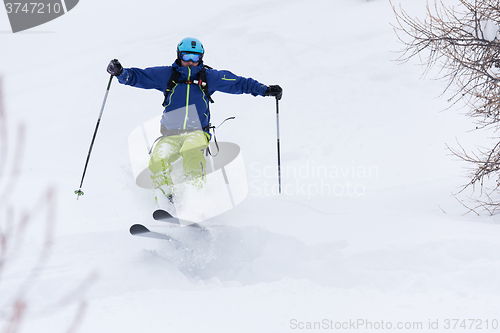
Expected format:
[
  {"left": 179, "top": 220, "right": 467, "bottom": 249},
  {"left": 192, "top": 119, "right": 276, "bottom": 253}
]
[{"left": 1, "top": 0, "right": 500, "bottom": 332}]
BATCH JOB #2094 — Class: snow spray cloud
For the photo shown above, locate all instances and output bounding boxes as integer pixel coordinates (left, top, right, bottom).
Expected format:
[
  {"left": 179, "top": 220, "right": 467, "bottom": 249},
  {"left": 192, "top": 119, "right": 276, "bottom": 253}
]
[
  {"left": 249, "top": 161, "right": 379, "bottom": 198},
  {"left": 4, "top": 0, "right": 79, "bottom": 33}
]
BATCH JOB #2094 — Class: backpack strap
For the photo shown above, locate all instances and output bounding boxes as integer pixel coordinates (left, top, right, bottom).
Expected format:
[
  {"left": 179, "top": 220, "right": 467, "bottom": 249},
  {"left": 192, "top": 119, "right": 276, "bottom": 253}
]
[
  {"left": 204, "top": 116, "right": 235, "bottom": 157},
  {"left": 162, "top": 68, "right": 181, "bottom": 107},
  {"left": 199, "top": 65, "right": 214, "bottom": 104},
  {"left": 162, "top": 64, "right": 214, "bottom": 107}
]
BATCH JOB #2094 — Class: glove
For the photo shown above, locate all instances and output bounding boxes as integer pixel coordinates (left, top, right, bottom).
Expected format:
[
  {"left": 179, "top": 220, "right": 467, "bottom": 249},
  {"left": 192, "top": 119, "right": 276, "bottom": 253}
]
[
  {"left": 107, "top": 59, "right": 123, "bottom": 76},
  {"left": 265, "top": 85, "right": 283, "bottom": 100}
]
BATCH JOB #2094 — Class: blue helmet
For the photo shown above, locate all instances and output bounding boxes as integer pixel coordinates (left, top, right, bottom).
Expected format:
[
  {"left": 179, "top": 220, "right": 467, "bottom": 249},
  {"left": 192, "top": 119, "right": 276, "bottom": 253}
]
[{"left": 177, "top": 37, "right": 204, "bottom": 61}]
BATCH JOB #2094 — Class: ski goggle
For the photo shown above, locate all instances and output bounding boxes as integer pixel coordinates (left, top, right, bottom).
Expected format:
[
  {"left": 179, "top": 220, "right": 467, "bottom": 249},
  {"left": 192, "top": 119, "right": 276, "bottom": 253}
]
[{"left": 180, "top": 52, "right": 202, "bottom": 62}]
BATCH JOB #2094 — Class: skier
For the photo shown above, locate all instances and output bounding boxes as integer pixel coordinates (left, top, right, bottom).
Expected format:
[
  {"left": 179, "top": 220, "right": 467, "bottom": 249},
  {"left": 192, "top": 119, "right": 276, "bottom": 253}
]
[{"left": 107, "top": 37, "right": 283, "bottom": 204}]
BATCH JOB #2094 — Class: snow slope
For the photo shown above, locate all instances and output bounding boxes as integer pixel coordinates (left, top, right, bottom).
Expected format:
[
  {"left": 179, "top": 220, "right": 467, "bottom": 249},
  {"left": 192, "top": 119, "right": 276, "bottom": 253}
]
[{"left": 1, "top": 0, "right": 500, "bottom": 332}]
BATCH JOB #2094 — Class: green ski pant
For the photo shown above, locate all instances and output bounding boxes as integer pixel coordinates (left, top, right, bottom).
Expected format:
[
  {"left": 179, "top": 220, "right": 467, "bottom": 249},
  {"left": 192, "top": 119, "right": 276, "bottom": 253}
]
[{"left": 149, "top": 130, "right": 209, "bottom": 191}]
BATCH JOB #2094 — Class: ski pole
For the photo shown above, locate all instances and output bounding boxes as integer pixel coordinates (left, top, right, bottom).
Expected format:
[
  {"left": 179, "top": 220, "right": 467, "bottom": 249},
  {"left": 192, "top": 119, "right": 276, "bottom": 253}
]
[
  {"left": 275, "top": 96, "right": 281, "bottom": 194},
  {"left": 75, "top": 74, "right": 113, "bottom": 199}
]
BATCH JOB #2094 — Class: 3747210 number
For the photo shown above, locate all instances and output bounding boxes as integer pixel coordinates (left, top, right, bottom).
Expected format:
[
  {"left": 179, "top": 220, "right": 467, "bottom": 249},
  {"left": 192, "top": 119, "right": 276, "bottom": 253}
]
[
  {"left": 443, "top": 319, "right": 499, "bottom": 330},
  {"left": 5, "top": 3, "right": 62, "bottom": 14}
]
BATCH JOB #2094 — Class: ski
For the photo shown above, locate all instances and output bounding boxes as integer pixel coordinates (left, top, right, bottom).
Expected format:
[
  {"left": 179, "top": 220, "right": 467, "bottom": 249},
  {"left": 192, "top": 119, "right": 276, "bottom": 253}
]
[
  {"left": 129, "top": 224, "right": 176, "bottom": 241},
  {"left": 152, "top": 209, "right": 203, "bottom": 228}
]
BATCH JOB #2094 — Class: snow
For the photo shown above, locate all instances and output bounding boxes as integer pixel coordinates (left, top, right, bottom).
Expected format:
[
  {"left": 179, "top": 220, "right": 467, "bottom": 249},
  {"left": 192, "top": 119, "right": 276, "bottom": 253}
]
[{"left": 1, "top": 0, "right": 500, "bottom": 332}]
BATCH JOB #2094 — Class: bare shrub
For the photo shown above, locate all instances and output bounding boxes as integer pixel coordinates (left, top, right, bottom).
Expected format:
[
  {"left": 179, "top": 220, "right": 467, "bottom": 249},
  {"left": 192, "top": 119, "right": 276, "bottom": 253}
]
[
  {"left": 392, "top": 0, "right": 500, "bottom": 213},
  {"left": 0, "top": 77, "right": 95, "bottom": 332}
]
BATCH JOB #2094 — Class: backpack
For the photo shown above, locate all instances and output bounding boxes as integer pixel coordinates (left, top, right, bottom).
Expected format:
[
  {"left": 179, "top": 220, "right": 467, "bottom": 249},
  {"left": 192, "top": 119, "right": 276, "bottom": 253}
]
[{"left": 162, "top": 64, "right": 214, "bottom": 107}]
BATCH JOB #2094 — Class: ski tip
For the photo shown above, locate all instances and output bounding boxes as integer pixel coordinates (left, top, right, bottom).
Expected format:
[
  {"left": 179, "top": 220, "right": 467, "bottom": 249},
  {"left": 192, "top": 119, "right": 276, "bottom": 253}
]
[
  {"left": 129, "top": 224, "right": 177, "bottom": 241},
  {"left": 153, "top": 209, "right": 175, "bottom": 221},
  {"left": 130, "top": 224, "right": 150, "bottom": 235}
]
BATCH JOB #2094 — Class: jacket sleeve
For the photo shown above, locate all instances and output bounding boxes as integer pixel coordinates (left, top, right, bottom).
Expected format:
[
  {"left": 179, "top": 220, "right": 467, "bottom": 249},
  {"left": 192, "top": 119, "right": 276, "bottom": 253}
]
[
  {"left": 117, "top": 66, "right": 171, "bottom": 92},
  {"left": 206, "top": 69, "right": 268, "bottom": 97}
]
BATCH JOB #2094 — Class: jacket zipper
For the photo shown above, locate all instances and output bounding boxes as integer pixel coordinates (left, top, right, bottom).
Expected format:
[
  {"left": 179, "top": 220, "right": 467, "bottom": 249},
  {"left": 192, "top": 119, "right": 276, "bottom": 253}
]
[{"left": 183, "top": 67, "right": 191, "bottom": 130}]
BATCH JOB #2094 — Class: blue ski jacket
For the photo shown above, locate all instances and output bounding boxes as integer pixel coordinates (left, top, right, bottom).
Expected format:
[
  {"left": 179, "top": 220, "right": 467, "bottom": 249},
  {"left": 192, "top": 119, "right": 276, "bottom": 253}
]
[{"left": 117, "top": 60, "right": 268, "bottom": 132}]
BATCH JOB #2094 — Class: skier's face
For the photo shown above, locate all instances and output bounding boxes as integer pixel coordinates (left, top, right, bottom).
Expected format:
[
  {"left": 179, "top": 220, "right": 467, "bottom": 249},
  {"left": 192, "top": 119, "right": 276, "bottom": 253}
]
[{"left": 180, "top": 60, "right": 199, "bottom": 67}]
